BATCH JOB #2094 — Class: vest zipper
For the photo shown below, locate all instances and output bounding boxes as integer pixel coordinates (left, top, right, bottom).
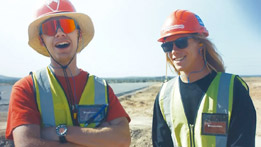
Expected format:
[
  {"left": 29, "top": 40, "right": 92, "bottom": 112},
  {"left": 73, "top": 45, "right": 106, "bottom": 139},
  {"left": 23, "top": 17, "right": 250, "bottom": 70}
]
[
  {"left": 181, "top": 99, "right": 201, "bottom": 147},
  {"left": 184, "top": 96, "right": 204, "bottom": 147},
  {"left": 189, "top": 124, "right": 195, "bottom": 147}
]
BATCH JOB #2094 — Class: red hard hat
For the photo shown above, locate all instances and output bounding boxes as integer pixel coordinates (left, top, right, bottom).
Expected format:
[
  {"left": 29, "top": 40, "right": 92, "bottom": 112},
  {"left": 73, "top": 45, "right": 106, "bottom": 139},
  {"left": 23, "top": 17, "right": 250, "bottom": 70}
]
[
  {"left": 36, "top": 0, "right": 76, "bottom": 17},
  {"left": 158, "top": 10, "right": 209, "bottom": 42}
]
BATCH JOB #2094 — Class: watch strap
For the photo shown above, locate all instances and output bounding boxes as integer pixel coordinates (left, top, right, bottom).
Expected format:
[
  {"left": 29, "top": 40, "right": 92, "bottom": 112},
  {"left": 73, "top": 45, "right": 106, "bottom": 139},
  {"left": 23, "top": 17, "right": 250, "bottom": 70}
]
[{"left": 59, "top": 136, "right": 67, "bottom": 143}]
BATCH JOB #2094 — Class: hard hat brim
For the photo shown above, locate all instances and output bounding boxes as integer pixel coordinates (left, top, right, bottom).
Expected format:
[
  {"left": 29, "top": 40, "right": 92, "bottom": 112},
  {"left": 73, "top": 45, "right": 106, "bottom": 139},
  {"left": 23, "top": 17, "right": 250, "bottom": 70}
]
[
  {"left": 158, "top": 30, "right": 208, "bottom": 42},
  {"left": 159, "top": 33, "right": 193, "bottom": 42},
  {"left": 28, "top": 12, "right": 94, "bottom": 57}
]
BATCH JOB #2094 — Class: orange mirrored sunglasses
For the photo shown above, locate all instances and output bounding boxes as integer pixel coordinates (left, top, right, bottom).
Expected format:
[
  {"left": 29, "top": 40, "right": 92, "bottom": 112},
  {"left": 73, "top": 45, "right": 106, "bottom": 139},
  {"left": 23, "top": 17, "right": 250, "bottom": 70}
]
[{"left": 40, "top": 17, "right": 78, "bottom": 36}]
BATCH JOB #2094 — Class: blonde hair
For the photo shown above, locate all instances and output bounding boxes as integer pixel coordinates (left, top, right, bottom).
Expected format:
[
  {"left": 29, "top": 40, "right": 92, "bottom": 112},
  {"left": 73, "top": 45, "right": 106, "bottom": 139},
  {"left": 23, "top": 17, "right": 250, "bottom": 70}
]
[{"left": 166, "top": 34, "right": 225, "bottom": 75}]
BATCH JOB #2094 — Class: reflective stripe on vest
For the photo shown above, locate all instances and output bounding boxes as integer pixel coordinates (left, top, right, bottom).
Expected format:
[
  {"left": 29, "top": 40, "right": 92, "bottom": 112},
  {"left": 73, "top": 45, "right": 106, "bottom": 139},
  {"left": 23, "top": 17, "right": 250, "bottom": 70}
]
[
  {"left": 32, "top": 67, "right": 108, "bottom": 128},
  {"left": 159, "top": 72, "right": 236, "bottom": 147}
]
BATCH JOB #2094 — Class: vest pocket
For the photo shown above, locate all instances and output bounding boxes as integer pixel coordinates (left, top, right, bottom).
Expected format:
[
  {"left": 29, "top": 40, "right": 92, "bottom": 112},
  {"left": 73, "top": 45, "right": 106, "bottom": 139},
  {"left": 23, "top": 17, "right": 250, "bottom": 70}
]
[
  {"left": 78, "top": 104, "right": 108, "bottom": 125},
  {"left": 201, "top": 113, "right": 228, "bottom": 136}
]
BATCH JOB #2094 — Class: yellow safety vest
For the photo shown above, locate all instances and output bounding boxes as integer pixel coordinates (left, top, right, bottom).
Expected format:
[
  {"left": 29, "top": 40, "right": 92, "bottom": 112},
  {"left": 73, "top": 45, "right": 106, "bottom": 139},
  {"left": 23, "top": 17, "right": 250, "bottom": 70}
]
[
  {"left": 159, "top": 72, "right": 236, "bottom": 147},
  {"left": 31, "top": 67, "right": 108, "bottom": 128}
]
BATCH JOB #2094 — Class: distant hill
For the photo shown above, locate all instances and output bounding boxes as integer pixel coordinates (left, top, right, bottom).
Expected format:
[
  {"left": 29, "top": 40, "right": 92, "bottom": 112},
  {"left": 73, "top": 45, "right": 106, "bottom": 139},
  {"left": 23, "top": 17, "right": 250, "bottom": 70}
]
[
  {"left": 104, "top": 76, "right": 174, "bottom": 83},
  {"left": 0, "top": 75, "right": 20, "bottom": 84}
]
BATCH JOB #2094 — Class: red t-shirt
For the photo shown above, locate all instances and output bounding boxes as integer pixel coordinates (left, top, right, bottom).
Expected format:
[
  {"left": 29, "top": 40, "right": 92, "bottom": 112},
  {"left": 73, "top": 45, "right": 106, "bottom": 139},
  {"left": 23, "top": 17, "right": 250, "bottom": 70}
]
[{"left": 6, "top": 70, "right": 130, "bottom": 139}]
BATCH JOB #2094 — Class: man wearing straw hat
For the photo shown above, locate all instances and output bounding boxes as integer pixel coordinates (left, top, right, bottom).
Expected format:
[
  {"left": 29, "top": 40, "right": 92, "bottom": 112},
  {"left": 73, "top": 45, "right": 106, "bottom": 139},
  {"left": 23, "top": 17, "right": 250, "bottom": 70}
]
[{"left": 5, "top": 0, "right": 131, "bottom": 146}]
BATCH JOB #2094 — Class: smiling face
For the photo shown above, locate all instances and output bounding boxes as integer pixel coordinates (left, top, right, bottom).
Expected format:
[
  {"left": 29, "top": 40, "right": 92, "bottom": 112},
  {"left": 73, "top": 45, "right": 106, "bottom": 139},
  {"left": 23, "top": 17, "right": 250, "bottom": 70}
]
[
  {"left": 40, "top": 17, "right": 80, "bottom": 65},
  {"left": 167, "top": 36, "right": 205, "bottom": 75}
]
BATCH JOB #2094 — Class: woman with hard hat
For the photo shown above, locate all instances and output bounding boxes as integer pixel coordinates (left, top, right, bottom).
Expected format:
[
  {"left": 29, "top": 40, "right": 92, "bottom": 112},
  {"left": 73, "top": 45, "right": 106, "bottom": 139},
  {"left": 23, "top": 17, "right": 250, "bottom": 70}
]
[{"left": 152, "top": 10, "right": 256, "bottom": 147}]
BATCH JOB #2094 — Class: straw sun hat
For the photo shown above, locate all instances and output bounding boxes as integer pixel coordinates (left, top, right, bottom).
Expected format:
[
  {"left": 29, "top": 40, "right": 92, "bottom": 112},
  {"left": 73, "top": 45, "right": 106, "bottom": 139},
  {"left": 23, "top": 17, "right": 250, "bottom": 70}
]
[{"left": 28, "top": 0, "right": 94, "bottom": 57}]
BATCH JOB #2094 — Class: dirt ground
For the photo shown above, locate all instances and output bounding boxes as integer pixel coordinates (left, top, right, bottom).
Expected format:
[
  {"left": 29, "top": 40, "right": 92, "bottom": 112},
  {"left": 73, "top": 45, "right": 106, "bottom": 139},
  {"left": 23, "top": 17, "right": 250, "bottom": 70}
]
[
  {"left": 119, "top": 83, "right": 161, "bottom": 147},
  {"left": 0, "top": 77, "right": 260, "bottom": 147}
]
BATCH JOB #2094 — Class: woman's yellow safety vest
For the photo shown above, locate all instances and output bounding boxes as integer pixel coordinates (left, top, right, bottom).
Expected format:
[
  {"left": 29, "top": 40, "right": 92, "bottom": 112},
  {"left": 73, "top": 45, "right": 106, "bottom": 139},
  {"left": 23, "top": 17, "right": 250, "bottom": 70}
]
[
  {"left": 159, "top": 72, "right": 236, "bottom": 147},
  {"left": 31, "top": 67, "right": 109, "bottom": 128}
]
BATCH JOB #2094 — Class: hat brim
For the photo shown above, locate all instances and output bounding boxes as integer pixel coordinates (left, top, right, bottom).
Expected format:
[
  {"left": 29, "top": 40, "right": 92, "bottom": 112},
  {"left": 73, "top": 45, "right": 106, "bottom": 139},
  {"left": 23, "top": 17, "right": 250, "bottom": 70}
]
[
  {"left": 159, "top": 33, "right": 193, "bottom": 42},
  {"left": 28, "top": 12, "right": 94, "bottom": 57}
]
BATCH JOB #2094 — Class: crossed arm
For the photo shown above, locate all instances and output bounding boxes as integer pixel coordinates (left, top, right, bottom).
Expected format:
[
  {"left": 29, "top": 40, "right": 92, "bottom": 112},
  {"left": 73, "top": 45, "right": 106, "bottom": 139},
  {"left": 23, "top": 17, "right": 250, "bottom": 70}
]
[{"left": 13, "top": 117, "right": 131, "bottom": 147}]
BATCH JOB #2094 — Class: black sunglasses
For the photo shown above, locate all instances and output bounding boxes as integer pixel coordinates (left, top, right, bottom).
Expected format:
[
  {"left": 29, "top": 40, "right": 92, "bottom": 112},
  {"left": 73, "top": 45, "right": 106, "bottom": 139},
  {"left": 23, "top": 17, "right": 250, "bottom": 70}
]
[{"left": 161, "top": 36, "right": 193, "bottom": 52}]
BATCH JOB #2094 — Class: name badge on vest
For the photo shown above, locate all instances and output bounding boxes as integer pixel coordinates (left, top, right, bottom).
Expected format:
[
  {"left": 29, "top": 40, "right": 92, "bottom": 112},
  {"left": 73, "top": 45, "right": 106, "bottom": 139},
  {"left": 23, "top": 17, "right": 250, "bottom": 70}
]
[
  {"left": 78, "top": 104, "right": 108, "bottom": 127},
  {"left": 201, "top": 113, "right": 228, "bottom": 136}
]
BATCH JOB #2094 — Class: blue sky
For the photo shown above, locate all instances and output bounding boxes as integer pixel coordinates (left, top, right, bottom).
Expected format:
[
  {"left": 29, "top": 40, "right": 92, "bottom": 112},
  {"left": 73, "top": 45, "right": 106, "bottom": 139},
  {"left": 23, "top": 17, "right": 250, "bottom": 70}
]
[{"left": 0, "top": 0, "right": 260, "bottom": 78}]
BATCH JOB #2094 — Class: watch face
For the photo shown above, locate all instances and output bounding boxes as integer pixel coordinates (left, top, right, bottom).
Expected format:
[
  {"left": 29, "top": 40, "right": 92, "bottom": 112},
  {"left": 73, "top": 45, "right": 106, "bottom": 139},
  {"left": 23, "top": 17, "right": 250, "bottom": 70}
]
[
  {"left": 58, "top": 127, "right": 66, "bottom": 135},
  {"left": 56, "top": 125, "right": 67, "bottom": 136}
]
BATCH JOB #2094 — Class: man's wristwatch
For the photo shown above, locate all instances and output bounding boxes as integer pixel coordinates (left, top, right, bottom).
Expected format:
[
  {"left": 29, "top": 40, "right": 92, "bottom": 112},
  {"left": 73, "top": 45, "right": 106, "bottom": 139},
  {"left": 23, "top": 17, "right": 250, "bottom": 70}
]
[{"left": 56, "top": 125, "right": 68, "bottom": 143}]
